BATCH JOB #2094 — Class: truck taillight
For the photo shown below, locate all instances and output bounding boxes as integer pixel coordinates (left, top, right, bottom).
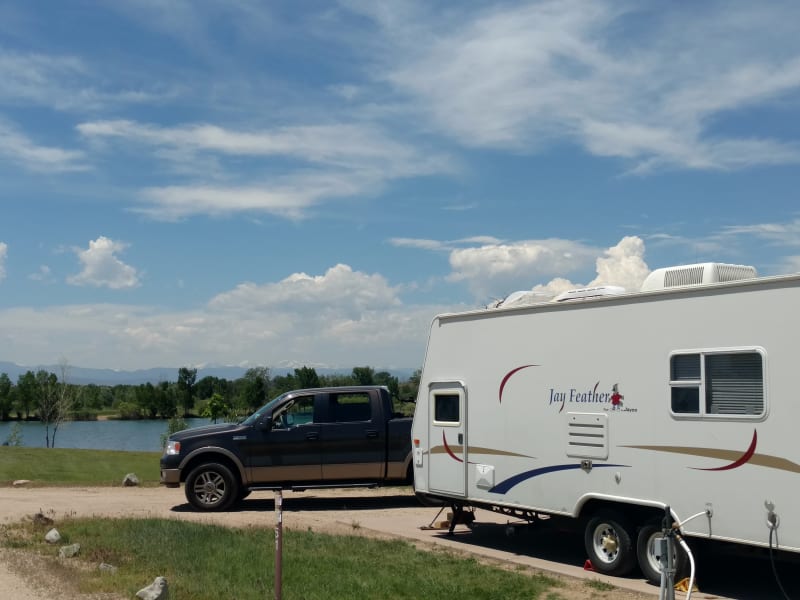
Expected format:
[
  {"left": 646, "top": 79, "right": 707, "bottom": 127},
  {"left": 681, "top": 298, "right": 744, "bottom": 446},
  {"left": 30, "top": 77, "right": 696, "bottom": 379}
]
[{"left": 413, "top": 438, "right": 420, "bottom": 446}]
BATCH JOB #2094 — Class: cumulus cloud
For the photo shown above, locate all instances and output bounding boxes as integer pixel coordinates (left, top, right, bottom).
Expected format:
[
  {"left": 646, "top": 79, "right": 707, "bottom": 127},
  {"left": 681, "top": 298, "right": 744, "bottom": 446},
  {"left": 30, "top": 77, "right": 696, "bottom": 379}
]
[
  {"left": 527, "top": 236, "right": 650, "bottom": 297},
  {"left": 67, "top": 236, "right": 140, "bottom": 289},
  {"left": 446, "top": 238, "right": 600, "bottom": 298},
  {"left": 0, "top": 263, "right": 460, "bottom": 370},
  {"left": 0, "top": 242, "right": 7, "bottom": 282}
]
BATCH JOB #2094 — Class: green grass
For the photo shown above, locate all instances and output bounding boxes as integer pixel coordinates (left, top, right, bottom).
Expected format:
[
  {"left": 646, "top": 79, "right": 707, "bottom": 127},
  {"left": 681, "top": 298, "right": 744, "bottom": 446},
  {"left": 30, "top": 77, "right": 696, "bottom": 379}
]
[
  {"left": 2, "top": 517, "right": 560, "bottom": 600},
  {"left": 0, "top": 447, "right": 161, "bottom": 486}
]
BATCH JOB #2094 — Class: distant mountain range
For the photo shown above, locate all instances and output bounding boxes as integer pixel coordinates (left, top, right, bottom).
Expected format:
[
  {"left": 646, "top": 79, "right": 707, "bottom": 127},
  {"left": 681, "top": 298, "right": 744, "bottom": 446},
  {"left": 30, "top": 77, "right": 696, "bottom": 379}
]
[{"left": 0, "top": 361, "right": 416, "bottom": 386}]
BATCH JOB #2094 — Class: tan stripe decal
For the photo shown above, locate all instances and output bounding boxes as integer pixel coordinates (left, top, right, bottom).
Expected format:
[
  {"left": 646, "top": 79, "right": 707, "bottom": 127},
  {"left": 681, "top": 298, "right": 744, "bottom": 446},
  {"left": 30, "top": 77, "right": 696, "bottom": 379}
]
[
  {"left": 429, "top": 445, "right": 534, "bottom": 459},
  {"left": 623, "top": 445, "right": 800, "bottom": 474}
]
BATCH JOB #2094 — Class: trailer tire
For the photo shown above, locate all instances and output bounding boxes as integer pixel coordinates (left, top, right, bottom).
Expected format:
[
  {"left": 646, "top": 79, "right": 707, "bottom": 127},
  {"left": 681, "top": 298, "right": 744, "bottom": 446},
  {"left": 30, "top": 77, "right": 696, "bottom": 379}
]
[
  {"left": 584, "top": 511, "right": 637, "bottom": 576},
  {"left": 185, "top": 462, "right": 238, "bottom": 512},
  {"left": 636, "top": 521, "right": 689, "bottom": 586}
]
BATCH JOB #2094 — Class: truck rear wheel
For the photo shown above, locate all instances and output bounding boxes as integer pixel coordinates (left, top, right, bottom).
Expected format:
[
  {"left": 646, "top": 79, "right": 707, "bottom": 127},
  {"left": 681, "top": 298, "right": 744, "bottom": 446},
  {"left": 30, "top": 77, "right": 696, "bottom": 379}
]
[
  {"left": 185, "top": 462, "right": 239, "bottom": 512},
  {"left": 584, "top": 511, "right": 637, "bottom": 576},
  {"left": 636, "top": 520, "right": 689, "bottom": 585}
]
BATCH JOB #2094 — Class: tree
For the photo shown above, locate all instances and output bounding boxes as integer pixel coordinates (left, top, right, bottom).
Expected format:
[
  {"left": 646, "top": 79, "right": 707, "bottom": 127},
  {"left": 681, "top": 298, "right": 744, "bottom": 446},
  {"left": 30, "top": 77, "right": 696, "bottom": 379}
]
[
  {"left": 177, "top": 367, "right": 197, "bottom": 416},
  {"left": 240, "top": 367, "right": 270, "bottom": 412},
  {"left": 201, "top": 393, "right": 231, "bottom": 424},
  {"left": 294, "top": 366, "right": 320, "bottom": 389},
  {"left": 34, "top": 359, "right": 76, "bottom": 448},
  {"left": 16, "top": 371, "right": 37, "bottom": 419},
  {"left": 374, "top": 371, "right": 400, "bottom": 400},
  {"left": 0, "top": 373, "right": 12, "bottom": 420},
  {"left": 352, "top": 366, "right": 375, "bottom": 385}
]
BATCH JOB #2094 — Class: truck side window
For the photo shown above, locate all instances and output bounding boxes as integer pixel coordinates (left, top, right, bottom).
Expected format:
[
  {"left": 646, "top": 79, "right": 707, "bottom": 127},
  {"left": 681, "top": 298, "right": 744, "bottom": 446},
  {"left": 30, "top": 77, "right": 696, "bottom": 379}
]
[
  {"left": 278, "top": 396, "right": 315, "bottom": 428},
  {"left": 670, "top": 349, "right": 764, "bottom": 418},
  {"left": 331, "top": 393, "right": 372, "bottom": 422}
]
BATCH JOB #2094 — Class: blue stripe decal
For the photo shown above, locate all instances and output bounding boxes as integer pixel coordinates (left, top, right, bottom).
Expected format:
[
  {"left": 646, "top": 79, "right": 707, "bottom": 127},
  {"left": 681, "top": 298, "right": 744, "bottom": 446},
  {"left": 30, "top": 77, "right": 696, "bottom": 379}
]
[{"left": 489, "top": 463, "right": 629, "bottom": 494}]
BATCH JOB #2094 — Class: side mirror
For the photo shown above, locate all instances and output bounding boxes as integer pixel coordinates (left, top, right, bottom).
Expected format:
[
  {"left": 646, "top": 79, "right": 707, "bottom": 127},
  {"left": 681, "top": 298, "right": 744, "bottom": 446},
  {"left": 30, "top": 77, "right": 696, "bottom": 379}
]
[{"left": 257, "top": 413, "right": 273, "bottom": 431}]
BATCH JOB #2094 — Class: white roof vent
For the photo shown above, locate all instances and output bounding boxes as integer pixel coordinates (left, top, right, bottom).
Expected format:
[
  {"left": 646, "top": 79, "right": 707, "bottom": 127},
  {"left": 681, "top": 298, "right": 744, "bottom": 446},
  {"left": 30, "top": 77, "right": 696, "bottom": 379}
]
[
  {"left": 553, "top": 285, "right": 627, "bottom": 302},
  {"left": 640, "top": 262, "right": 756, "bottom": 291}
]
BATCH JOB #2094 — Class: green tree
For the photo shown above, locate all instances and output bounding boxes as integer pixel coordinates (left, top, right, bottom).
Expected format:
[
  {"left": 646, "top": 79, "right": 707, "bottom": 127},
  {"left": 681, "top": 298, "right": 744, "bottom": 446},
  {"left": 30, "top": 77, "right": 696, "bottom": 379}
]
[
  {"left": 177, "top": 367, "right": 197, "bottom": 415},
  {"left": 399, "top": 368, "right": 422, "bottom": 403},
  {"left": 201, "top": 392, "right": 231, "bottom": 424},
  {"left": 0, "top": 373, "right": 12, "bottom": 420},
  {"left": 240, "top": 367, "right": 270, "bottom": 412},
  {"left": 16, "top": 371, "right": 37, "bottom": 419},
  {"left": 294, "top": 366, "right": 320, "bottom": 389},
  {"left": 352, "top": 366, "right": 375, "bottom": 386},
  {"left": 374, "top": 371, "right": 400, "bottom": 400}
]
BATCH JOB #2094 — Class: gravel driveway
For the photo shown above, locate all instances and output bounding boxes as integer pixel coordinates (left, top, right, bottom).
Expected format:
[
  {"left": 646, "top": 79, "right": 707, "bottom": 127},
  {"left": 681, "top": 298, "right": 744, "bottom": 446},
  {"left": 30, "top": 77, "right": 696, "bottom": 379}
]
[{"left": 0, "top": 485, "right": 671, "bottom": 599}]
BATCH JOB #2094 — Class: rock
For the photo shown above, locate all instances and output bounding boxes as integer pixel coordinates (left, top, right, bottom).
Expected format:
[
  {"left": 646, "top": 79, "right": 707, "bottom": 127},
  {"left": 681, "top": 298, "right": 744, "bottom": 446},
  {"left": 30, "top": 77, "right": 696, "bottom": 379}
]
[
  {"left": 122, "top": 473, "right": 140, "bottom": 487},
  {"left": 136, "top": 576, "right": 169, "bottom": 599},
  {"left": 12, "top": 479, "right": 31, "bottom": 487},
  {"left": 59, "top": 543, "right": 81, "bottom": 558},
  {"left": 44, "top": 528, "right": 61, "bottom": 544},
  {"left": 99, "top": 562, "right": 118, "bottom": 574}
]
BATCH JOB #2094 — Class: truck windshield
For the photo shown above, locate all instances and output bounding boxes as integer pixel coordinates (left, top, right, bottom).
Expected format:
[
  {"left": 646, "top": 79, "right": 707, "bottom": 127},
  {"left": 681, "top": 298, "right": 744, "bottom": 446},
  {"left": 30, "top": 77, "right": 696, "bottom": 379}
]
[{"left": 240, "top": 392, "right": 290, "bottom": 426}]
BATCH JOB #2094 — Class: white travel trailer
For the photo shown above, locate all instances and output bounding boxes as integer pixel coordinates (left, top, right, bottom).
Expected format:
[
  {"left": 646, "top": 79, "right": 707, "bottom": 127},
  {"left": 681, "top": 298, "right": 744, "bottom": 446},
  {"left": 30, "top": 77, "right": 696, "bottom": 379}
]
[{"left": 411, "top": 263, "right": 799, "bottom": 584}]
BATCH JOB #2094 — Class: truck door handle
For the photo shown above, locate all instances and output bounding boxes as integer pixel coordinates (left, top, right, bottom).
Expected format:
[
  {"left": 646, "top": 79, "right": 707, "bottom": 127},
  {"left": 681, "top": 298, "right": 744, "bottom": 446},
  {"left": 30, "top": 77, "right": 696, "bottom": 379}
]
[
  {"left": 365, "top": 430, "right": 379, "bottom": 438},
  {"left": 305, "top": 432, "right": 319, "bottom": 441}
]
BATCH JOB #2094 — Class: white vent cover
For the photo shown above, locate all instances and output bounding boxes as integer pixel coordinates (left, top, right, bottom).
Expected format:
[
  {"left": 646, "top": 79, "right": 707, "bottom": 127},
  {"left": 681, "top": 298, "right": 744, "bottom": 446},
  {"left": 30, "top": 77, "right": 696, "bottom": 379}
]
[
  {"left": 566, "top": 412, "right": 608, "bottom": 460},
  {"left": 553, "top": 285, "right": 627, "bottom": 303},
  {"left": 640, "top": 263, "right": 756, "bottom": 292}
]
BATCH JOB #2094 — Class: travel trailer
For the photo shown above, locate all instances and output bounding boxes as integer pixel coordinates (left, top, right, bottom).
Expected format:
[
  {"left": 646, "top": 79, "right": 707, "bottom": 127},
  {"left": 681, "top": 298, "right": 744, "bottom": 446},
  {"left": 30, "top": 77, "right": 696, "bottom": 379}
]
[{"left": 411, "top": 263, "right": 798, "bottom": 584}]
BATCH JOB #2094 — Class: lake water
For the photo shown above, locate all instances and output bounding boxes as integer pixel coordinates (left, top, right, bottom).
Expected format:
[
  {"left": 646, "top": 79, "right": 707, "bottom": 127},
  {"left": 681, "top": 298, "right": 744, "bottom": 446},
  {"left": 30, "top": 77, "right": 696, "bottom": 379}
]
[{"left": 0, "top": 418, "right": 211, "bottom": 452}]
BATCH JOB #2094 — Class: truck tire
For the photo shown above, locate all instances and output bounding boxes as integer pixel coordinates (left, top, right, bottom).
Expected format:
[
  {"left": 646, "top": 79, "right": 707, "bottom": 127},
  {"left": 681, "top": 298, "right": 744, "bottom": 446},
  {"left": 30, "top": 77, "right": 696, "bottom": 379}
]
[
  {"left": 584, "top": 511, "right": 637, "bottom": 576},
  {"left": 636, "top": 520, "right": 689, "bottom": 586},
  {"left": 185, "top": 462, "right": 239, "bottom": 512}
]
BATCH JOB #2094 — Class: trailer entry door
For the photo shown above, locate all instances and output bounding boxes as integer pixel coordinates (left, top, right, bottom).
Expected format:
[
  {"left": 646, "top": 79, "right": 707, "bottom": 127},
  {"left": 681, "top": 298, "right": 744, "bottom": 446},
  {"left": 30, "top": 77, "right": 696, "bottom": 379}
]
[{"left": 428, "top": 382, "right": 466, "bottom": 496}]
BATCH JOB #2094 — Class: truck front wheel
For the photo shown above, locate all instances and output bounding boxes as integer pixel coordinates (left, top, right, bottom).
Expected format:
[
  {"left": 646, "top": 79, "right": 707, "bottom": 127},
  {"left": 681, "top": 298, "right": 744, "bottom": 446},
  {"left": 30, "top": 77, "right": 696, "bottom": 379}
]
[
  {"left": 584, "top": 511, "right": 637, "bottom": 576},
  {"left": 185, "top": 462, "right": 239, "bottom": 511}
]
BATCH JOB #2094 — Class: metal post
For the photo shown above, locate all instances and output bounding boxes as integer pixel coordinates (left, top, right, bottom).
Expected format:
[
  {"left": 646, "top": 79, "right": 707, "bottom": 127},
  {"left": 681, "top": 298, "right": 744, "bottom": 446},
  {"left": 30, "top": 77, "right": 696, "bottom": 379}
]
[
  {"left": 274, "top": 490, "right": 283, "bottom": 600},
  {"left": 659, "top": 506, "right": 675, "bottom": 600}
]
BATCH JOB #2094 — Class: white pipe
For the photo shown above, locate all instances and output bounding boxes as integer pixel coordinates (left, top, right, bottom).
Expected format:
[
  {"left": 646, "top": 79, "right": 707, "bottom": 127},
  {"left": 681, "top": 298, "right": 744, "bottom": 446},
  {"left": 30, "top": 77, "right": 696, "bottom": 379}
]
[
  {"left": 677, "top": 535, "right": 696, "bottom": 600},
  {"left": 677, "top": 510, "right": 709, "bottom": 529}
]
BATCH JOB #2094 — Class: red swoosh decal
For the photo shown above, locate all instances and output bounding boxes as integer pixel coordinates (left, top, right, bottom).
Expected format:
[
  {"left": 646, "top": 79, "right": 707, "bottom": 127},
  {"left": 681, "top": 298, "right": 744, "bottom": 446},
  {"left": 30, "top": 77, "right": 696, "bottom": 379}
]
[
  {"left": 499, "top": 365, "right": 537, "bottom": 403},
  {"left": 443, "top": 431, "right": 463, "bottom": 463},
  {"left": 695, "top": 429, "right": 758, "bottom": 471}
]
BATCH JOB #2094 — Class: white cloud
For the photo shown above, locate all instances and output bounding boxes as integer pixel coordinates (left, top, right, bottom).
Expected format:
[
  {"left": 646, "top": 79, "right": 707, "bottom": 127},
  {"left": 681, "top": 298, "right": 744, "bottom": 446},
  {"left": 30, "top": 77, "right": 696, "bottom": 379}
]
[
  {"left": 67, "top": 236, "right": 140, "bottom": 289},
  {"left": 355, "top": 1, "right": 800, "bottom": 172},
  {"left": 0, "top": 242, "right": 7, "bottom": 282},
  {"left": 527, "top": 236, "right": 650, "bottom": 297},
  {"left": 79, "top": 119, "right": 455, "bottom": 219},
  {"left": 447, "top": 238, "right": 600, "bottom": 298},
  {"left": 28, "top": 265, "right": 54, "bottom": 283},
  {"left": 0, "top": 263, "right": 461, "bottom": 370},
  {"left": 721, "top": 219, "right": 800, "bottom": 246},
  {"left": 0, "top": 119, "right": 87, "bottom": 173}
]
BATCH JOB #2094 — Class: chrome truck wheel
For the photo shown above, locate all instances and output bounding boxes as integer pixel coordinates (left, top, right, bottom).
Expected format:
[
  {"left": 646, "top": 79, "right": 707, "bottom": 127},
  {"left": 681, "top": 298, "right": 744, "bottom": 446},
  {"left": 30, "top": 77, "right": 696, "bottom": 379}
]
[{"left": 185, "top": 462, "right": 238, "bottom": 512}]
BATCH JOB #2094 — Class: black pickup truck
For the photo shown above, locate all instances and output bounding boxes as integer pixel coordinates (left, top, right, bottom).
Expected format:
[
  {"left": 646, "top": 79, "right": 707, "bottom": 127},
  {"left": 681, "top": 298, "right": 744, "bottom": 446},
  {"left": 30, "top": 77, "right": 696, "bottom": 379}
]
[{"left": 160, "top": 386, "right": 413, "bottom": 511}]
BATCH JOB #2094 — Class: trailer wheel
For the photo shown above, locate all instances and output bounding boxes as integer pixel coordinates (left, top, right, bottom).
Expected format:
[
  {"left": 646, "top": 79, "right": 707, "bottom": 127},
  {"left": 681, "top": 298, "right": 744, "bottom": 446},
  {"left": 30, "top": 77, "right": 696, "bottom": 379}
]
[
  {"left": 584, "top": 511, "right": 637, "bottom": 576},
  {"left": 636, "top": 521, "right": 689, "bottom": 586},
  {"left": 185, "top": 462, "right": 238, "bottom": 512}
]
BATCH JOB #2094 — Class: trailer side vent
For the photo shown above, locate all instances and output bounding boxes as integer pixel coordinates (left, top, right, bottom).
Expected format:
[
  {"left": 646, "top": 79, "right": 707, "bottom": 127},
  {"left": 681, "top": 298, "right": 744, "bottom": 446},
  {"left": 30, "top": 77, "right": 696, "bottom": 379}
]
[
  {"left": 566, "top": 413, "right": 609, "bottom": 460},
  {"left": 641, "top": 262, "right": 757, "bottom": 292}
]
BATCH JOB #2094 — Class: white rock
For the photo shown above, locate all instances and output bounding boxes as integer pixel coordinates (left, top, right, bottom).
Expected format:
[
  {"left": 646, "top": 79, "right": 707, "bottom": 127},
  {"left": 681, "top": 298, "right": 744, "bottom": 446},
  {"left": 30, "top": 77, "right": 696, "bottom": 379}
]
[
  {"left": 12, "top": 479, "right": 31, "bottom": 487},
  {"left": 136, "top": 576, "right": 169, "bottom": 599},
  {"left": 44, "top": 528, "right": 61, "bottom": 544}
]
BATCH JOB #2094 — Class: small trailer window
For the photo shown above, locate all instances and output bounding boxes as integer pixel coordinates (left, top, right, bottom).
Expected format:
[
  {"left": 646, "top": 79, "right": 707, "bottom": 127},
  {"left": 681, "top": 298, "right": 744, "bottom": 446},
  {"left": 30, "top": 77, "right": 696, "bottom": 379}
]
[
  {"left": 669, "top": 350, "right": 765, "bottom": 418},
  {"left": 434, "top": 393, "right": 460, "bottom": 424}
]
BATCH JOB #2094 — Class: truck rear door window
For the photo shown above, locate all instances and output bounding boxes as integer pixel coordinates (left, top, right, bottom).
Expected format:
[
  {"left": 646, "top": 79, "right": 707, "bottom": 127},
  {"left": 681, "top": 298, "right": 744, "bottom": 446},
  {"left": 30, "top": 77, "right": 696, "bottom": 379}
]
[{"left": 330, "top": 393, "right": 372, "bottom": 422}]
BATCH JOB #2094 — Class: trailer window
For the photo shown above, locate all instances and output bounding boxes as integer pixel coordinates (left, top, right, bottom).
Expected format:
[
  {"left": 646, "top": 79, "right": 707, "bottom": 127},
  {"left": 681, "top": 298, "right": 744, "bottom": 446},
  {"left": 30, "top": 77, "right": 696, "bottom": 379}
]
[
  {"left": 669, "top": 350, "right": 765, "bottom": 418},
  {"left": 434, "top": 393, "right": 460, "bottom": 424}
]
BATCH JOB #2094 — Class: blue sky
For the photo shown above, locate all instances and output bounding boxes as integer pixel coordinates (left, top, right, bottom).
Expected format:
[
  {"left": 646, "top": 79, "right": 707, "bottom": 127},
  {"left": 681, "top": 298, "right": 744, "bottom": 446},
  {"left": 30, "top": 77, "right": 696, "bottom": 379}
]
[{"left": 1, "top": 0, "right": 799, "bottom": 372}]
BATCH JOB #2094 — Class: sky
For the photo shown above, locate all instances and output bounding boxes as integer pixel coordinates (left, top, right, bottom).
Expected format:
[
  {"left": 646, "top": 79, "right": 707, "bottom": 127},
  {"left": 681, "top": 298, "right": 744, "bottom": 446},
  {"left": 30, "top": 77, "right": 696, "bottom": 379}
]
[{"left": 1, "top": 0, "right": 800, "bottom": 373}]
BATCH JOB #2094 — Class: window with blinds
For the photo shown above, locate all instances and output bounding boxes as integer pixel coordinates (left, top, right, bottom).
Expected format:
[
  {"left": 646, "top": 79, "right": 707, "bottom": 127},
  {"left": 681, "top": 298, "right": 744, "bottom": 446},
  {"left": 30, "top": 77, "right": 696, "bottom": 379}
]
[{"left": 669, "top": 349, "right": 765, "bottom": 419}]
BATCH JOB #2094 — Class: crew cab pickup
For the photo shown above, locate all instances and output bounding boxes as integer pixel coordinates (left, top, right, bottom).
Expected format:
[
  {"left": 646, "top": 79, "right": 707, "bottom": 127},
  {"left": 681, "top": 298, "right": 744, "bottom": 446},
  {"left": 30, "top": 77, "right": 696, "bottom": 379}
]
[{"left": 160, "top": 386, "right": 413, "bottom": 511}]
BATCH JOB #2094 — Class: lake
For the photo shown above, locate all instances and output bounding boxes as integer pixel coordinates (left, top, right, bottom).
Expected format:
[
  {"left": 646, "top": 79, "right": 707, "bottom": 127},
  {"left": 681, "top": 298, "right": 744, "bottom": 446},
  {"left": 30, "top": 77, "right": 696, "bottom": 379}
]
[{"left": 0, "top": 418, "right": 212, "bottom": 452}]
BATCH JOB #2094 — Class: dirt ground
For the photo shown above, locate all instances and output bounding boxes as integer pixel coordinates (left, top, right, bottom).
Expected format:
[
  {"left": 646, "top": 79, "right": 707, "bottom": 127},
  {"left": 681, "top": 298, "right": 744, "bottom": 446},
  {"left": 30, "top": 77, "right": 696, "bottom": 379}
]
[{"left": 0, "top": 484, "right": 664, "bottom": 600}]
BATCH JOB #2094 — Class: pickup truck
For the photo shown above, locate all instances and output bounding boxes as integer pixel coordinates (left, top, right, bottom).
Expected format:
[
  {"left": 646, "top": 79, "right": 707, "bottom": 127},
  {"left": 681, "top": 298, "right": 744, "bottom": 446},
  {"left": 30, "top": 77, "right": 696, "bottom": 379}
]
[{"left": 160, "top": 386, "right": 413, "bottom": 511}]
